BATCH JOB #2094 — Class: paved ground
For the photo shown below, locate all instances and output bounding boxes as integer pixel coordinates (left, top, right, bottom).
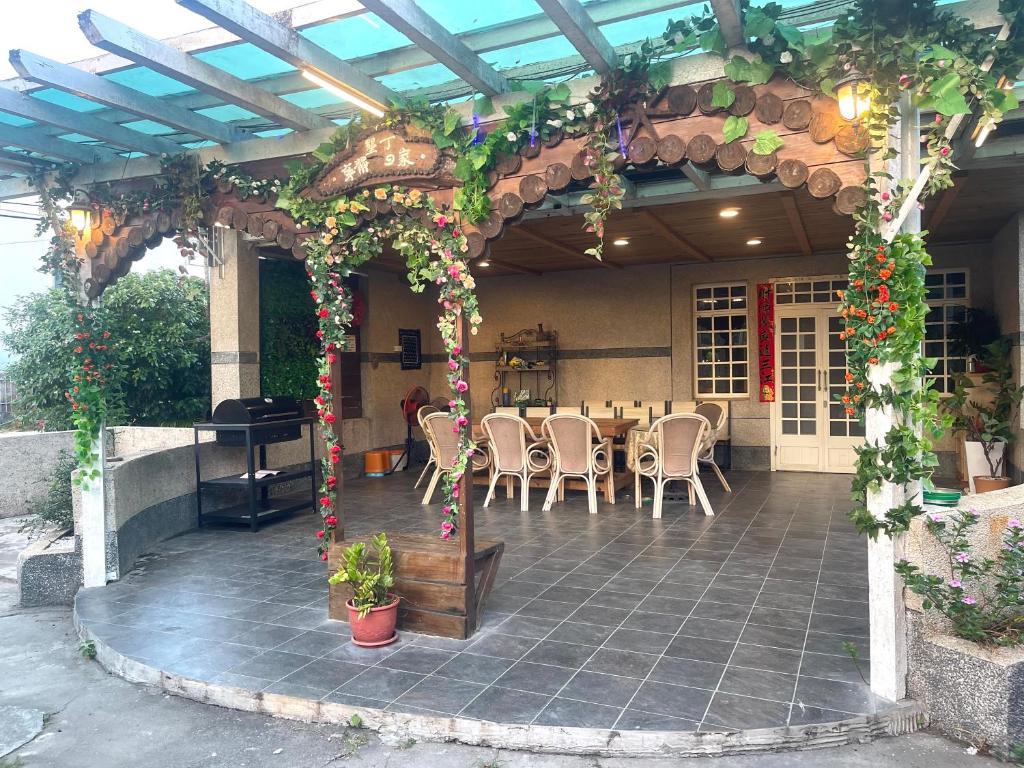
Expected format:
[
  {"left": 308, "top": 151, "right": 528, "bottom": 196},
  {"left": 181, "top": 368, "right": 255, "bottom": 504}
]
[
  {"left": 77, "top": 470, "right": 876, "bottom": 731},
  {"left": 0, "top": 509, "right": 1003, "bottom": 767}
]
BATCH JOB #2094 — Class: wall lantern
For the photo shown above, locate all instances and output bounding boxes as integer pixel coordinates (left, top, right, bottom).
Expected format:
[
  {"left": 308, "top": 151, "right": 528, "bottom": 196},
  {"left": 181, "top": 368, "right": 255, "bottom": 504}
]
[
  {"left": 66, "top": 191, "right": 93, "bottom": 237},
  {"left": 834, "top": 66, "right": 872, "bottom": 122}
]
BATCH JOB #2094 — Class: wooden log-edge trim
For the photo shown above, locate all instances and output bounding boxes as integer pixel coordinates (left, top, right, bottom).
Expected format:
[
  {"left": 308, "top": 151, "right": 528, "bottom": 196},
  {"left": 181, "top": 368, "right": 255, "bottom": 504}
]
[
  {"left": 77, "top": 618, "right": 928, "bottom": 759},
  {"left": 807, "top": 167, "right": 842, "bottom": 199}
]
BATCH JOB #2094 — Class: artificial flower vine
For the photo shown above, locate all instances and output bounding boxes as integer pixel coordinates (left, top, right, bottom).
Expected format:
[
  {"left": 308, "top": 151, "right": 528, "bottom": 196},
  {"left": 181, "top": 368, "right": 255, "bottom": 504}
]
[
  {"left": 64, "top": 309, "right": 115, "bottom": 488},
  {"left": 292, "top": 186, "right": 482, "bottom": 555}
]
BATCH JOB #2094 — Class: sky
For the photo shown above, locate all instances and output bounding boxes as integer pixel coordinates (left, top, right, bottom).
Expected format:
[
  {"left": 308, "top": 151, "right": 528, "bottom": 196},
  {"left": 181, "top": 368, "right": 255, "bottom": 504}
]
[{"left": 0, "top": 0, "right": 296, "bottom": 364}]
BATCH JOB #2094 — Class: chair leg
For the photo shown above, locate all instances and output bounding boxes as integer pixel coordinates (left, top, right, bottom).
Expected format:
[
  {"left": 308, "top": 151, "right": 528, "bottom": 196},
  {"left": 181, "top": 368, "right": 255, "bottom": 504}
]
[
  {"left": 653, "top": 478, "right": 665, "bottom": 519},
  {"left": 505, "top": 475, "right": 514, "bottom": 499},
  {"left": 688, "top": 482, "right": 695, "bottom": 506},
  {"left": 413, "top": 458, "right": 434, "bottom": 489},
  {"left": 520, "top": 471, "right": 529, "bottom": 513},
  {"left": 586, "top": 475, "right": 598, "bottom": 515},
  {"left": 692, "top": 475, "right": 715, "bottom": 516},
  {"left": 484, "top": 471, "right": 501, "bottom": 507},
  {"left": 707, "top": 460, "right": 732, "bottom": 492},
  {"left": 421, "top": 468, "right": 442, "bottom": 505},
  {"left": 558, "top": 478, "right": 565, "bottom": 501},
  {"left": 542, "top": 471, "right": 560, "bottom": 511},
  {"left": 634, "top": 471, "right": 642, "bottom": 510},
  {"left": 605, "top": 469, "right": 615, "bottom": 505}
]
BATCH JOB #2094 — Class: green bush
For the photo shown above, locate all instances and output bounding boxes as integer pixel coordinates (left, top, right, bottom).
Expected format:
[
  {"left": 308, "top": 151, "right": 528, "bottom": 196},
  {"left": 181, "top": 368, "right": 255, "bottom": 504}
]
[
  {"left": 29, "top": 449, "right": 76, "bottom": 531},
  {"left": 1, "top": 270, "right": 210, "bottom": 429},
  {"left": 259, "top": 259, "right": 317, "bottom": 400}
]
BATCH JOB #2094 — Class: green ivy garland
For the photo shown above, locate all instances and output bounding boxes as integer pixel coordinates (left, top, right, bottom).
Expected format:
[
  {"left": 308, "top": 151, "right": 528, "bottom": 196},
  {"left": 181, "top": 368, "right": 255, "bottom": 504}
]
[
  {"left": 64, "top": 309, "right": 115, "bottom": 488},
  {"left": 293, "top": 186, "right": 482, "bottom": 556}
]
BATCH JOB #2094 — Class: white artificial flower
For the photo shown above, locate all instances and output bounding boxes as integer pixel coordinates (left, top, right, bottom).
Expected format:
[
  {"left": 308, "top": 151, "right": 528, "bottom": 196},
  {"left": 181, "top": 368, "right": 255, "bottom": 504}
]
[
  {"left": 780, "top": 51, "right": 793, "bottom": 64},
  {"left": 506, "top": 131, "right": 517, "bottom": 142},
  {"left": 673, "top": 31, "right": 685, "bottom": 44},
  {"left": 546, "top": 119, "right": 563, "bottom": 128},
  {"left": 583, "top": 102, "right": 595, "bottom": 117},
  {"left": 565, "top": 109, "right": 575, "bottom": 121}
]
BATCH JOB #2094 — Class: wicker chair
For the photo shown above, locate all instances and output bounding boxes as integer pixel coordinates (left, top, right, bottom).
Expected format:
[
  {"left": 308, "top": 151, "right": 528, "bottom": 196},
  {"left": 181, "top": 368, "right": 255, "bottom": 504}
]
[
  {"left": 481, "top": 413, "right": 551, "bottom": 512},
  {"left": 420, "top": 411, "right": 489, "bottom": 505},
  {"left": 634, "top": 413, "right": 714, "bottom": 518},
  {"left": 694, "top": 402, "right": 732, "bottom": 493},
  {"left": 541, "top": 413, "right": 613, "bottom": 515},
  {"left": 413, "top": 404, "right": 440, "bottom": 490}
]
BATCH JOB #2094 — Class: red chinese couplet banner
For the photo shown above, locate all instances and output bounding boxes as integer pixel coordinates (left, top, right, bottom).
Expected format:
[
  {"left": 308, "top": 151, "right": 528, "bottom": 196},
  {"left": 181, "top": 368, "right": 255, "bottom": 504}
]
[{"left": 757, "top": 283, "right": 775, "bottom": 402}]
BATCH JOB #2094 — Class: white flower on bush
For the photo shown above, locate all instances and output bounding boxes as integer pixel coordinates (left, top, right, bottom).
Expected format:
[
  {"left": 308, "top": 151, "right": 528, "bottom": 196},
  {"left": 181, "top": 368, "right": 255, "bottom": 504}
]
[
  {"left": 506, "top": 131, "right": 517, "bottom": 142},
  {"left": 565, "top": 109, "right": 575, "bottom": 121},
  {"left": 546, "top": 119, "right": 563, "bottom": 128},
  {"left": 583, "top": 102, "right": 595, "bottom": 117},
  {"left": 780, "top": 51, "right": 793, "bottom": 64}
]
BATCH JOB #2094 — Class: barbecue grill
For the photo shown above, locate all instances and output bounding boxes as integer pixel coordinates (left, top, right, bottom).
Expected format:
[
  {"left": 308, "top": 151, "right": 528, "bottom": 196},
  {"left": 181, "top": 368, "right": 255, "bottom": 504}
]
[{"left": 211, "top": 395, "right": 303, "bottom": 446}]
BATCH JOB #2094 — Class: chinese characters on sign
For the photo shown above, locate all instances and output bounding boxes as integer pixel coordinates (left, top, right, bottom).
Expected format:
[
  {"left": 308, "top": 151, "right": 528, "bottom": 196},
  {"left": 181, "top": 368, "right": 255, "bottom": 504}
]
[{"left": 310, "top": 128, "right": 444, "bottom": 199}]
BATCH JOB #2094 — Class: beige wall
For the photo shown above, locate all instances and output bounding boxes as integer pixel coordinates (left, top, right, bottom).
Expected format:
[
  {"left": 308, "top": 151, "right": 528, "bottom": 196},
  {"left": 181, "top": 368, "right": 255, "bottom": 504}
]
[
  {"left": 350, "top": 241, "right": 994, "bottom": 469},
  {"left": 990, "top": 215, "right": 1024, "bottom": 479}
]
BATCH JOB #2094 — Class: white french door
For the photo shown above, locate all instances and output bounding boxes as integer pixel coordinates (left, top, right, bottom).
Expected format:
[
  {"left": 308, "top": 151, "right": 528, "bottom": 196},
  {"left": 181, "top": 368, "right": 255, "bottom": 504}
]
[{"left": 771, "top": 306, "right": 863, "bottom": 473}]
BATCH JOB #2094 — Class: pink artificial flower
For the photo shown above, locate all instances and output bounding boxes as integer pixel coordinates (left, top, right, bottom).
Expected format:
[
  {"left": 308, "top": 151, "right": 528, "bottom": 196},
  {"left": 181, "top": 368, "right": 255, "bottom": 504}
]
[
  {"left": 448, "top": 399, "right": 457, "bottom": 408},
  {"left": 440, "top": 531, "right": 450, "bottom": 540},
  {"left": 456, "top": 380, "right": 469, "bottom": 393},
  {"left": 452, "top": 345, "right": 461, "bottom": 356},
  {"left": 880, "top": 191, "right": 890, "bottom": 201},
  {"left": 442, "top": 505, "right": 452, "bottom": 514},
  {"left": 452, "top": 485, "right": 460, "bottom": 498},
  {"left": 882, "top": 212, "right": 893, "bottom": 222},
  {"left": 448, "top": 265, "right": 461, "bottom": 278},
  {"left": 456, "top": 415, "right": 468, "bottom": 427},
  {"left": 441, "top": 521, "right": 454, "bottom": 532},
  {"left": 448, "top": 359, "right": 459, "bottom": 371},
  {"left": 436, "top": 215, "right": 448, "bottom": 228}
]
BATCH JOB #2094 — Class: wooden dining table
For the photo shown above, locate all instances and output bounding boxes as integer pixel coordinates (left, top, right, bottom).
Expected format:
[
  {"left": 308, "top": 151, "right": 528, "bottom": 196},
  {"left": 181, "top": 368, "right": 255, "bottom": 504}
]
[{"left": 471, "top": 416, "right": 639, "bottom": 502}]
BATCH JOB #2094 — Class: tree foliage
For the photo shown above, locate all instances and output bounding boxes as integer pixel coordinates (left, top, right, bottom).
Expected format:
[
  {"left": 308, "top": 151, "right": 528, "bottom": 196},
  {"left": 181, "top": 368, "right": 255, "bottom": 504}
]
[
  {"left": 259, "top": 259, "right": 318, "bottom": 400},
  {"left": 2, "top": 270, "right": 210, "bottom": 429}
]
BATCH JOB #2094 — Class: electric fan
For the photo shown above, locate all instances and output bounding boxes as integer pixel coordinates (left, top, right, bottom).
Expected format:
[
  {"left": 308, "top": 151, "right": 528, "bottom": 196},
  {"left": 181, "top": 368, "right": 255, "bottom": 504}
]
[{"left": 390, "top": 385, "right": 429, "bottom": 474}]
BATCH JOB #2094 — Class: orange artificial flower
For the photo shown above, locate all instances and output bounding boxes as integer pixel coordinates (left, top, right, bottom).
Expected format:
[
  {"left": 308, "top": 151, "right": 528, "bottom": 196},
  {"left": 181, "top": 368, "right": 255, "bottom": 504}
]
[
  {"left": 889, "top": 302, "right": 899, "bottom": 312},
  {"left": 845, "top": 372, "right": 855, "bottom": 382},
  {"left": 845, "top": 407, "right": 855, "bottom": 416},
  {"left": 868, "top": 356, "right": 879, "bottom": 365}
]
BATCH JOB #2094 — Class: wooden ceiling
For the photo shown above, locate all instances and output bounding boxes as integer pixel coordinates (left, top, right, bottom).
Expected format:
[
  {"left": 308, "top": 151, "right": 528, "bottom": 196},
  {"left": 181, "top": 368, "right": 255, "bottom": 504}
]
[{"left": 360, "top": 165, "right": 1024, "bottom": 277}]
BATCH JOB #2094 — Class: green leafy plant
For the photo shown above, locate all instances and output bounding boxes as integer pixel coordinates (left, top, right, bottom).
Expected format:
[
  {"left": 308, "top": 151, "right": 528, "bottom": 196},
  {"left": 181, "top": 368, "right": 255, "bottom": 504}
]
[
  {"left": 897, "top": 508, "right": 1024, "bottom": 645},
  {"left": 328, "top": 533, "right": 396, "bottom": 618},
  {"left": 943, "top": 339, "right": 1024, "bottom": 479},
  {"left": 27, "top": 450, "right": 76, "bottom": 532},
  {"left": 949, "top": 308, "right": 1002, "bottom": 361},
  {"left": 259, "top": 259, "right": 319, "bottom": 401},
  {"left": 79, "top": 639, "right": 97, "bottom": 659}
]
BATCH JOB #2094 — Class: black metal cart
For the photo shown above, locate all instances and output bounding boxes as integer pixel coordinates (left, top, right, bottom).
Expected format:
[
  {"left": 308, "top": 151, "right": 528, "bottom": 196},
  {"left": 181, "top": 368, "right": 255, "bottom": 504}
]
[{"left": 193, "top": 399, "right": 318, "bottom": 531}]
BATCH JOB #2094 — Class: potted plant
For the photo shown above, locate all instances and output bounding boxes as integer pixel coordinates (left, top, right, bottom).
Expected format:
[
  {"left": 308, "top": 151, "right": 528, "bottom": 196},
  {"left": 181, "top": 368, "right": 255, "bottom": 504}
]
[
  {"left": 328, "top": 532, "right": 399, "bottom": 647},
  {"left": 949, "top": 308, "right": 1001, "bottom": 373},
  {"left": 945, "top": 338, "right": 1024, "bottom": 493}
]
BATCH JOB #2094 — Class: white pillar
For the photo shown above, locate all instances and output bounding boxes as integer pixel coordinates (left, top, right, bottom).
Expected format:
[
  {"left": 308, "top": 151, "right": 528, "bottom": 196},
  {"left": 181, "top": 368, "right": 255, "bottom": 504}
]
[
  {"left": 209, "top": 228, "right": 261, "bottom": 405},
  {"left": 867, "top": 92, "right": 920, "bottom": 702},
  {"left": 80, "top": 431, "right": 109, "bottom": 588}
]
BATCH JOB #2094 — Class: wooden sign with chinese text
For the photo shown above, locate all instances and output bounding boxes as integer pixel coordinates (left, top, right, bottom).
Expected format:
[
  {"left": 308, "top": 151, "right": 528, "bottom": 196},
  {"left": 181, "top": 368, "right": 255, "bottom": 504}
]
[{"left": 307, "top": 126, "right": 449, "bottom": 200}]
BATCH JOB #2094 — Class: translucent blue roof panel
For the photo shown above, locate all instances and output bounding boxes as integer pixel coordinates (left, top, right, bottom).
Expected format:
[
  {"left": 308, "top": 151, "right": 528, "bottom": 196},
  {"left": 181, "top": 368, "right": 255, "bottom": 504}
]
[
  {"left": 482, "top": 35, "right": 577, "bottom": 70},
  {"left": 600, "top": 9, "right": 696, "bottom": 46},
  {"left": 376, "top": 63, "right": 459, "bottom": 91},
  {"left": 254, "top": 127, "right": 293, "bottom": 138},
  {"left": 302, "top": 14, "right": 413, "bottom": 60},
  {"left": 32, "top": 89, "right": 104, "bottom": 112},
  {"left": 280, "top": 88, "right": 338, "bottom": 110},
  {"left": 105, "top": 66, "right": 194, "bottom": 97},
  {"left": 194, "top": 43, "right": 295, "bottom": 80},
  {"left": 0, "top": 113, "right": 34, "bottom": 127},
  {"left": 195, "top": 104, "right": 259, "bottom": 122},
  {"left": 120, "top": 119, "right": 176, "bottom": 135},
  {"left": 413, "top": 0, "right": 543, "bottom": 35}
]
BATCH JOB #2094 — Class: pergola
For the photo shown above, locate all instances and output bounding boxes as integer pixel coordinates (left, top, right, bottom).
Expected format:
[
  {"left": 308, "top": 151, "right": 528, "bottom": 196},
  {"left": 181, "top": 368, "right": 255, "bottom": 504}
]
[{"left": 8, "top": 0, "right": 1021, "bottom": 713}]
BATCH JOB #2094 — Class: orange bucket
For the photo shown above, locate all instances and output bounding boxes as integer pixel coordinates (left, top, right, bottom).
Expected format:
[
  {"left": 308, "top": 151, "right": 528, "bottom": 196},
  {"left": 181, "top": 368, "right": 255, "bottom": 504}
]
[{"left": 363, "top": 450, "right": 390, "bottom": 476}]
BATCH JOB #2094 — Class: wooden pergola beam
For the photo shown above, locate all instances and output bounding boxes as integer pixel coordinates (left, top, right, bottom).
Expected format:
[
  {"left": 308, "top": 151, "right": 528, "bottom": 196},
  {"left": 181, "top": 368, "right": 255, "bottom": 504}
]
[
  {"left": 534, "top": 0, "right": 618, "bottom": 74},
  {"left": 709, "top": 0, "right": 745, "bottom": 49},
  {"left": 780, "top": 192, "right": 812, "bottom": 258},
  {"left": 175, "top": 0, "right": 396, "bottom": 114},
  {"left": 925, "top": 175, "right": 966, "bottom": 237},
  {"left": 9, "top": 49, "right": 247, "bottom": 145},
  {"left": 638, "top": 209, "right": 711, "bottom": 262},
  {"left": 358, "top": 0, "right": 509, "bottom": 96},
  {"left": 78, "top": 10, "right": 330, "bottom": 132},
  {"left": 514, "top": 225, "right": 622, "bottom": 269},
  {"left": 681, "top": 163, "right": 710, "bottom": 191},
  {"left": 0, "top": 86, "right": 181, "bottom": 157},
  {"left": 0, "top": 123, "right": 115, "bottom": 164}
]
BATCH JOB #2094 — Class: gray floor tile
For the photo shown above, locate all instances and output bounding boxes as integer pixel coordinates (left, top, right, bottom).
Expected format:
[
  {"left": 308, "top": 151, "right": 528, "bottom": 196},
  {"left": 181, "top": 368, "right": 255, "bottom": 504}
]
[
  {"left": 649, "top": 657, "right": 724, "bottom": 690},
  {"left": 460, "top": 686, "right": 550, "bottom": 724},
  {"left": 729, "top": 643, "right": 803, "bottom": 675},
  {"left": 546, "top": 621, "right": 614, "bottom": 647},
  {"left": 464, "top": 633, "right": 538, "bottom": 660},
  {"left": 617, "top": 709, "right": 700, "bottom": 731},
  {"left": 434, "top": 653, "right": 515, "bottom": 685},
  {"left": 494, "top": 661, "right": 575, "bottom": 695},
  {"left": 228, "top": 650, "right": 318, "bottom": 681},
  {"left": 395, "top": 676, "right": 486, "bottom": 714},
  {"left": 604, "top": 628, "right": 674, "bottom": 655},
  {"left": 794, "top": 676, "right": 877, "bottom": 715},
  {"left": 738, "top": 623, "right": 806, "bottom": 650},
  {"left": 704, "top": 692, "right": 793, "bottom": 728},
  {"left": 678, "top": 617, "right": 745, "bottom": 642},
  {"left": 748, "top": 606, "right": 810, "bottom": 631},
  {"left": 228, "top": 622, "right": 305, "bottom": 649},
  {"left": 664, "top": 635, "right": 735, "bottom": 664},
  {"left": 493, "top": 615, "right": 560, "bottom": 639},
  {"left": 583, "top": 648, "right": 659, "bottom": 679},
  {"left": 336, "top": 666, "right": 425, "bottom": 702},
  {"left": 719, "top": 666, "right": 797, "bottom": 702},
  {"left": 276, "top": 659, "right": 367, "bottom": 692},
  {"left": 273, "top": 630, "right": 347, "bottom": 658},
  {"left": 559, "top": 670, "right": 642, "bottom": 707},
  {"left": 522, "top": 640, "right": 595, "bottom": 669},
  {"left": 567, "top": 604, "right": 631, "bottom": 626},
  {"left": 630, "top": 681, "right": 713, "bottom": 721},
  {"left": 535, "top": 697, "right": 621, "bottom": 728}
]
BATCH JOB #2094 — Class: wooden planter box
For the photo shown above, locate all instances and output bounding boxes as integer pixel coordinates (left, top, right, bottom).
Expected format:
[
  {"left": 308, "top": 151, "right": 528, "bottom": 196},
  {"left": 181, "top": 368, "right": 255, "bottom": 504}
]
[{"left": 328, "top": 533, "right": 503, "bottom": 639}]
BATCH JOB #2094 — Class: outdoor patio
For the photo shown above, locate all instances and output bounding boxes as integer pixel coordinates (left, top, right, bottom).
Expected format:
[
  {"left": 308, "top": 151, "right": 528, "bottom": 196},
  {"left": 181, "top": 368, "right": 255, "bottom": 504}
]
[{"left": 75, "top": 469, "right": 878, "bottom": 731}]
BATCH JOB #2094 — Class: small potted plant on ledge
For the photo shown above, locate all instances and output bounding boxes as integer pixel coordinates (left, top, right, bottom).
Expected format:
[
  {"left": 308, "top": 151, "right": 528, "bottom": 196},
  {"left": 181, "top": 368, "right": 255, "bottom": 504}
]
[
  {"left": 945, "top": 338, "right": 1024, "bottom": 493},
  {"left": 328, "top": 532, "right": 399, "bottom": 647}
]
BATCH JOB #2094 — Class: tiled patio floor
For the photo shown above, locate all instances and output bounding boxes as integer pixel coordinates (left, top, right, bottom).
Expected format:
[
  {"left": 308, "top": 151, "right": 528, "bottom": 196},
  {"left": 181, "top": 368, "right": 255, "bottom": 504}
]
[{"left": 76, "top": 469, "right": 885, "bottom": 732}]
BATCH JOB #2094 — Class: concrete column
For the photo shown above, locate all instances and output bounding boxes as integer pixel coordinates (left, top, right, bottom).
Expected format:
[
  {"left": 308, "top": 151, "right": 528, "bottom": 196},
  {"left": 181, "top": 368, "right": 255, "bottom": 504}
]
[{"left": 209, "top": 228, "right": 260, "bottom": 405}]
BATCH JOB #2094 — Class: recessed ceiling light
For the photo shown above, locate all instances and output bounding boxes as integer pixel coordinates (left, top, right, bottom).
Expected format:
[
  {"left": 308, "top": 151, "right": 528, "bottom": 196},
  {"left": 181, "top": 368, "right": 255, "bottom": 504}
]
[
  {"left": 613, "top": 238, "right": 629, "bottom": 246},
  {"left": 746, "top": 238, "right": 762, "bottom": 246},
  {"left": 478, "top": 260, "right": 490, "bottom": 267},
  {"left": 719, "top": 208, "right": 740, "bottom": 218}
]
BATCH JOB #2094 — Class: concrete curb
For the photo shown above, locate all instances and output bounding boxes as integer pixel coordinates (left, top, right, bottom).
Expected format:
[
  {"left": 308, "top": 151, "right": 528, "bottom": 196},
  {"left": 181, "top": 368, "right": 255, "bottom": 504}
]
[{"left": 74, "top": 609, "right": 928, "bottom": 758}]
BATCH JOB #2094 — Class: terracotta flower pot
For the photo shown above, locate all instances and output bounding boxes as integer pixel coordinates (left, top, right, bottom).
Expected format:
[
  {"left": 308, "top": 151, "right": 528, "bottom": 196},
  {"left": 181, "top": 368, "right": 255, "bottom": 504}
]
[
  {"left": 973, "top": 476, "right": 1011, "bottom": 494},
  {"left": 347, "top": 596, "right": 399, "bottom": 647}
]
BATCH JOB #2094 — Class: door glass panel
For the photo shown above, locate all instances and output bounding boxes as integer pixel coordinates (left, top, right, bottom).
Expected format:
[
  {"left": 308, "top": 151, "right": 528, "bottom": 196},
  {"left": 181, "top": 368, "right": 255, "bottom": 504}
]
[
  {"left": 828, "top": 315, "right": 864, "bottom": 437},
  {"left": 778, "top": 314, "right": 818, "bottom": 438}
]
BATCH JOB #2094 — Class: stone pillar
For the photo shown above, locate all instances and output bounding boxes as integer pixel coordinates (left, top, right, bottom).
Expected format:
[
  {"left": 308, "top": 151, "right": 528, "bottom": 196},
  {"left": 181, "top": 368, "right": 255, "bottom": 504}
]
[{"left": 209, "top": 228, "right": 260, "bottom": 406}]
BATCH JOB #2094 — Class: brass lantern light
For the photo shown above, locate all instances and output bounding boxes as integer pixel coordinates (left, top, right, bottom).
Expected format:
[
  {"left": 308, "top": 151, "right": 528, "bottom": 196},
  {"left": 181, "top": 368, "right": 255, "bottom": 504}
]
[
  {"left": 66, "top": 190, "right": 93, "bottom": 237},
  {"left": 834, "top": 64, "right": 872, "bottom": 122}
]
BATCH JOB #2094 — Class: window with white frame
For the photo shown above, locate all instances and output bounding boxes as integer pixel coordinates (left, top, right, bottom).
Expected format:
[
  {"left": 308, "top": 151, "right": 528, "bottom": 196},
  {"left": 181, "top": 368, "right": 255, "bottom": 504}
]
[
  {"left": 694, "top": 283, "right": 748, "bottom": 397},
  {"left": 924, "top": 269, "right": 969, "bottom": 395}
]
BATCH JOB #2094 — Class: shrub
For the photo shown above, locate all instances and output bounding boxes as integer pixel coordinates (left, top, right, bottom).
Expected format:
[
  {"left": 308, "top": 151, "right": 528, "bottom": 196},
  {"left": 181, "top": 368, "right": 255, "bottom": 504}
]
[
  {"left": 897, "top": 507, "right": 1024, "bottom": 645},
  {"left": 28, "top": 449, "right": 76, "bottom": 531}
]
